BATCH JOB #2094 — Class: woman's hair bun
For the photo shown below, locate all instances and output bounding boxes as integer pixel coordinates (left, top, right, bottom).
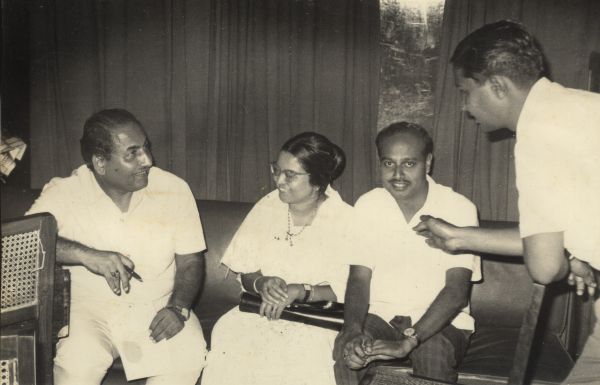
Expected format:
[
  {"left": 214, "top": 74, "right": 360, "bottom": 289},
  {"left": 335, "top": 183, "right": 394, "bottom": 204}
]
[{"left": 280, "top": 132, "right": 346, "bottom": 193}]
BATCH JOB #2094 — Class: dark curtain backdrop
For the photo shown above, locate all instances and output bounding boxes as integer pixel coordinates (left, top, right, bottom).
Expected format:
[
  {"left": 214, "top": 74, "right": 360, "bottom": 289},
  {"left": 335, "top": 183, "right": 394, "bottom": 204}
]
[
  {"left": 432, "top": 0, "right": 600, "bottom": 221},
  {"left": 29, "top": 0, "right": 380, "bottom": 203}
]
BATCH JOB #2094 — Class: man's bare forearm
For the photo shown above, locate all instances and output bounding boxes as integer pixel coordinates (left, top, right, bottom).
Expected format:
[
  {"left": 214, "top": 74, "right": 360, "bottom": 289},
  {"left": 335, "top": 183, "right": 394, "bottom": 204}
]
[
  {"left": 56, "top": 237, "right": 98, "bottom": 265},
  {"left": 343, "top": 265, "right": 372, "bottom": 332},
  {"left": 169, "top": 252, "right": 204, "bottom": 309},
  {"left": 459, "top": 226, "right": 523, "bottom": 256},
  {"left": 412, "top": 268, "right": 471, "bottom": 343}
]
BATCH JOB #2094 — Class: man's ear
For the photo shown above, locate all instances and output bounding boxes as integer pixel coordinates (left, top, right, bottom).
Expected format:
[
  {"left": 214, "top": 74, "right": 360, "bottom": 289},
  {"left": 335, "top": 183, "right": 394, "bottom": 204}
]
[
  {"left": 488, "top": 75, "right": 511, "bottom": 99},
  {"left": 425, "top": 153, "right": 433, "bottom": 174},
  {"left": 91, "top": 154, "right": 106, "bottom": 175}
]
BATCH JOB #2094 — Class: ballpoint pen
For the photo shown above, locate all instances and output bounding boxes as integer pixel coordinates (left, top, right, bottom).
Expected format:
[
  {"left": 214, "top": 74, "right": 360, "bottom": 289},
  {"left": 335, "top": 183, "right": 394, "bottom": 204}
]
[{"left": 124, "top": 265, "right": 143, "bottom": 282}]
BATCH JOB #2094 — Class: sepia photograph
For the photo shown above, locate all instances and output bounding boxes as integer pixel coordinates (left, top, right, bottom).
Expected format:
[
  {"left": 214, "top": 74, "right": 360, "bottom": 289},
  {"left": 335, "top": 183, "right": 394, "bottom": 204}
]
[{"left": 1, "top": 0, "right": 599, "bottom": 384}]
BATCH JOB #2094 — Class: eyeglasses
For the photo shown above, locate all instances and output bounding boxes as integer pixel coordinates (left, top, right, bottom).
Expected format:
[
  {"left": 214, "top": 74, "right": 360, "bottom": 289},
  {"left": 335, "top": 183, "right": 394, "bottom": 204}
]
[{"left": 270, "top": 162, "right": 310, "bottom": 182}]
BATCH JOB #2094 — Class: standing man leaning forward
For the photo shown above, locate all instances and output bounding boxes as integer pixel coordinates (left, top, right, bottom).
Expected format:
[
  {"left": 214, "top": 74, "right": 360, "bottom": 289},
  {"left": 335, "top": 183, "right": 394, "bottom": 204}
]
[
  {"left": 27, "top": 109, "right": 207, "bottom": 385},
  {"left": 414, "top": 21, "right": 600, "bottom": 384},
  {"left": 333, "top": 122, "right": 481, "bottom": 384}
]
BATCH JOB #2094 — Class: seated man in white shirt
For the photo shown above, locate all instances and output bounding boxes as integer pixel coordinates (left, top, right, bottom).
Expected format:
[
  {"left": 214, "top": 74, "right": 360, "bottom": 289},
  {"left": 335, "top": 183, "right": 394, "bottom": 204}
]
[
  {"left": 27, "top": 109, "right": 207, "bottom": 385},
  {"left": 333, "top": 122, "right": 480, "bottom": 384}
]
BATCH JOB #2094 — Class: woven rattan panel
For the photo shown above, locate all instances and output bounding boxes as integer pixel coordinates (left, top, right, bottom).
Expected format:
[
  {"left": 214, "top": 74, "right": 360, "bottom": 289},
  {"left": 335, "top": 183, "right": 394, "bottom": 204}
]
[
  {"left": 367, "top": 372, "right": 452, "bottom": 385},
  {"left": 1, "top": 230, "right": 40, "bottom": 310},
  {"left": 0, "top": 359, "right": 18, "bottom": 385}
]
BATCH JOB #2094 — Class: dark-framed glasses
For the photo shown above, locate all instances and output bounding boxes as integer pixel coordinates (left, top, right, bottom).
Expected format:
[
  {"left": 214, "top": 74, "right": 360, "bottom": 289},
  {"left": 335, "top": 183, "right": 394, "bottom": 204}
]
[{"left": 270, "top": 161, "right": 310, "bottom": 182}]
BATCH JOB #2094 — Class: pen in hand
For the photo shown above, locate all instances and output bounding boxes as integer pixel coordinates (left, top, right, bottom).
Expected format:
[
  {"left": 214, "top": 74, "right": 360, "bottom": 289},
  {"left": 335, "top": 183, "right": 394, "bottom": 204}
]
[{"left": 124, "top": 265, "right": 143, "bottom": 282}]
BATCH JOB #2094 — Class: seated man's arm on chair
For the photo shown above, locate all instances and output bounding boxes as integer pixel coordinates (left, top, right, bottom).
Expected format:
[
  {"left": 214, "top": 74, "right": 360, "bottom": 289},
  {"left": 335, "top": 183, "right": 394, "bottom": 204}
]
[
  {"left": 56, "top": 236, "right": 135, "bottom": 295},
  {"left": 27, "top": 175, "right": 135, "bottom": 295},
  {"left": 150, "top": 252, "right": 204, "bottom": 343},
  {"left": 365, "top": 267, "right": 472, "bottom": 362},
  {"left": 333, "top": 264, "right": 373, "bottom": 369},
  {"left": 523, "top": 232, "right": 568, "bottom": 285}
]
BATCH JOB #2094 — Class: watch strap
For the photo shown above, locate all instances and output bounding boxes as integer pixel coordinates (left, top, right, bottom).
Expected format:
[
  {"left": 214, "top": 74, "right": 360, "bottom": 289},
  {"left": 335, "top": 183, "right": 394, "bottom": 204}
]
[
  {"left": 166, "top": 305, "right": 190, "bottom": 321},
  {"left": 403, "top": 327, "right": 419, "bottom": 343},
  {"left": 302, "top": 284, "right": 312, "bottom": 303}
]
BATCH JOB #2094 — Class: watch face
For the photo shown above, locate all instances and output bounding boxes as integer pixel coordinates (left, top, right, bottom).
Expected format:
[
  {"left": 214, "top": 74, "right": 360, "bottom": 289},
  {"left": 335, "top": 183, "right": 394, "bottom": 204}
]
[
  {"left": 403, "top": 327, "right": 416, "bottom": 338},
  {"left": 168, "top": 305, "right": 190, "bottom": 321}
]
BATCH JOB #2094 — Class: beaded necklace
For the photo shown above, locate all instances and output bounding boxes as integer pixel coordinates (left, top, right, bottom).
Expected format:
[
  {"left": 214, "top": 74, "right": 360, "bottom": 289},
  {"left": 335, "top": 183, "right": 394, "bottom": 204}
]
[{"left": 285, "top": 204, "right": 319, "bottom": 247}]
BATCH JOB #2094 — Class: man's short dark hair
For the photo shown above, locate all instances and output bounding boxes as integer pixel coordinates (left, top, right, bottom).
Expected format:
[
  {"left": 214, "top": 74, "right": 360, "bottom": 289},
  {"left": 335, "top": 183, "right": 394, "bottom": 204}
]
[
  {"left": 376, "top": 122, "right": 433, "bottom": 158},
  {"left": 451, "top": 20, "right": 545, "bottom": 88},
  {"left": 80, "top": 109, "right": 143, "bottom": 168}
]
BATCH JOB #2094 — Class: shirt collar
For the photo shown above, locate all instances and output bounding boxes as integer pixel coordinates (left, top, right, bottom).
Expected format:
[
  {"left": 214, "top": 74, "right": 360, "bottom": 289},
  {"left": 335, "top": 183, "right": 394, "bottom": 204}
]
[
  {"left": 418, "top": 175, "right": 437, "bottom": 213},
  {"left": 76, "top": 165, "right": 107, "bottom": 205},
  {"left": 516, "top": 77, "right": 551, "bottom": 138},
  {"left": 77, "top": 164, "right": 150, "bottom": 211},
  {"left": 377, "top": 175, "right": 436, "bottom": 225}
]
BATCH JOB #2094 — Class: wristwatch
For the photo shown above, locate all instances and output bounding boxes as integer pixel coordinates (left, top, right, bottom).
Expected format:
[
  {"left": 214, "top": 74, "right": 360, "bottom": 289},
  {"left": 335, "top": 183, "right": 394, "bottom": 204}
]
[
  {"left": 403, "top": 327, "right": 419, "bottom": 345},
  {"left": 166, "top": 305, "right": 191, "bottom": 322},
  {"left": 302, "top": 284, "right": 312, "bottom": 303}
]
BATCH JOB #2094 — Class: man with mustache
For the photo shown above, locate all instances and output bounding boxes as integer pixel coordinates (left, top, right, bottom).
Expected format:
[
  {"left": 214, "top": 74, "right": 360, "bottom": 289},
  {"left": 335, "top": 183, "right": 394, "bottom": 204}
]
[
  {"left": 413, "top": 20, "right": 600, "bottom": 384},
  {"left": 27, "top": 109, "right": 207, "bottom": 385},
  {"left": 333, "top": 122, "right": 480, "bottom": 384}
]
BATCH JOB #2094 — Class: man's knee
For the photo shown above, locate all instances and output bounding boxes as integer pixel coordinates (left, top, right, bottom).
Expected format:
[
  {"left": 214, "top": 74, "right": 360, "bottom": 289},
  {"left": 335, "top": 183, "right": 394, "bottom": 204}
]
[
  {"left": 413, "top": 332, "right": 456, "bottom": 359},
  {"left": 333, "top": 336, "right": 347, "bottom": 362},
  {"left": 54, "top": 336, "right": 114, "bottom": 385},
  {"left": 333, "top": 358, "right": 362, "bottom": 385},
  {"left": 410, "top": 331, "right": 461, "bottom": 382}
]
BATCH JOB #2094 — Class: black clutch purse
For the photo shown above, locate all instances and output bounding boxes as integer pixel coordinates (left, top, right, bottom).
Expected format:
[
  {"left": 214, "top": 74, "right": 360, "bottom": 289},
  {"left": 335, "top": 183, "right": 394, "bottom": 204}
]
[{"left": 239, "top": 292, "right": 344, "bottom": 331}]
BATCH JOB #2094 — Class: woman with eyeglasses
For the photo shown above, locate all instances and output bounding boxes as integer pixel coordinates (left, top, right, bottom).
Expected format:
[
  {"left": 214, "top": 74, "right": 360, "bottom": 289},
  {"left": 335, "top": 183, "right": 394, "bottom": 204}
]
[{"left": 202, "top": 132, "right": 353, "bottom": 385}]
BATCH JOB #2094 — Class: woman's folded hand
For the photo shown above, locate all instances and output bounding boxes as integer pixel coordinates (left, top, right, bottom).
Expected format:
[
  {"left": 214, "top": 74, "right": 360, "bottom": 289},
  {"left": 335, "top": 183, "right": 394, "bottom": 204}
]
[
  {"left": 258, "top": 276, "right": 288, "bottom": 318},
  {"left": 259, "top": 283, "right": 304, "bottom": 320},
  {"left": 257, "top": 276, "right": 288, "bottom": 304}
]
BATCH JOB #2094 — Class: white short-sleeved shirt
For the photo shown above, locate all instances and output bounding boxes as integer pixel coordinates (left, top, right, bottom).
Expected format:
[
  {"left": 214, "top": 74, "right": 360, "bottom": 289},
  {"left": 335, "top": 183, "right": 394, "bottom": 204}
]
[
  {"left": 515, "top": 77, "right": 600, "bottom": 269},
  {"left": 222, "top": 186, "right": 353, "bottom": 299},
  {"left": 27, "top": 165, "right": 207, "bottom": 303},
  {"left": 348, "top": 176, "right": 481, "bottom": 330}
]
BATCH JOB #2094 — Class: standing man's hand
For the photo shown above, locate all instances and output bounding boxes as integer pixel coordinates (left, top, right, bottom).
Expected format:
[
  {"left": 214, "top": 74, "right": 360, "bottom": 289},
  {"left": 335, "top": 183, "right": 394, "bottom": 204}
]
[
  {"left": 413, "top": 215, "right": 463, "bottom": 253},
  {"left": 568, "top": 257, "right": 597, "bottom": 297},
  {"left": 82, "top": 250, "right": 135, "bottom": 295},
  {"left": 149, "top": 307, "right": 185, "bottom": 343}
]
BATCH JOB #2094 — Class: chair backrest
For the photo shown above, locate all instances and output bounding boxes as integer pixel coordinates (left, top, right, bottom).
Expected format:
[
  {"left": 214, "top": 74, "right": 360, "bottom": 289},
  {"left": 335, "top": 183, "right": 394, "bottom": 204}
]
[
  {"left": 1, "top": 213, "right": 58, "bottom": 385},
  {"left": 193, "top": 200, "right": 251, "bottom": 347},
  {"left": 508, "top": 283, "right": 547, "bottom": 385},
  {"left": 473, "top": 221, "right": 572, "bottom": 338}
]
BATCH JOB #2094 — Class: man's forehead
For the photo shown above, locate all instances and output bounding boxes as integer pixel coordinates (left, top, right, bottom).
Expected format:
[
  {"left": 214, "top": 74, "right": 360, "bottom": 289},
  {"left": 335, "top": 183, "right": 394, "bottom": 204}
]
[
  {"left": 380, "top": 133, "right": 427, "bottom": 157},
  {"left": 111, "top": 124, "right": 147, "bottom": 147}
]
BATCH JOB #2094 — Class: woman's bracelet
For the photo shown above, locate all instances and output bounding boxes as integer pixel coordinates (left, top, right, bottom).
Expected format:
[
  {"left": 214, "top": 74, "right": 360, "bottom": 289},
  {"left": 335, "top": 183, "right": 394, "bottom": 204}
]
[{"left": 253, "top": 276, "right": 264, "bottom": 293}]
